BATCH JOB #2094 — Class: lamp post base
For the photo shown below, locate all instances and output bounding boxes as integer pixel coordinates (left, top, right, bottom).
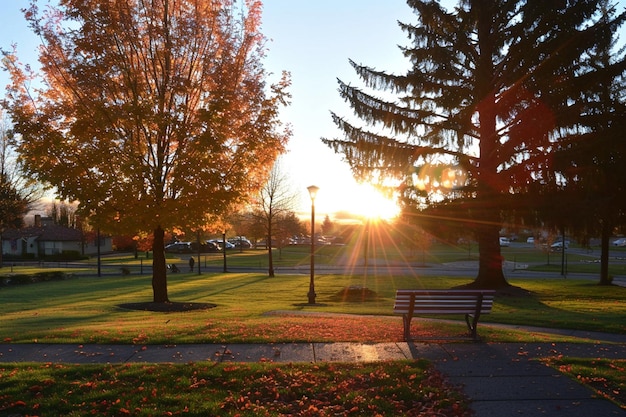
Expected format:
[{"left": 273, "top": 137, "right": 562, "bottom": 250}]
[{"left": 307, "top": 291, "right": 316, "bottom": 305}]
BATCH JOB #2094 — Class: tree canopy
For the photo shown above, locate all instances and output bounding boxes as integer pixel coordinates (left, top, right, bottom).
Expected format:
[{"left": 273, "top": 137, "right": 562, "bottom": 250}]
[
  {"left": 550, "top": 0, "right": 626, "bottom": 284},
  {"left": 323, "top": 0, "right": 626, "bottom": 289},
  {"left": 3, "top": 0, "right": 291, "bottom": 301}
]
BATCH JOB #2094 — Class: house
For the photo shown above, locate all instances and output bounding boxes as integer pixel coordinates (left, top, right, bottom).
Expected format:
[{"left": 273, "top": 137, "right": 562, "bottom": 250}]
[{"left": 1, "top": 215, "right": 112, "bottom": 258}]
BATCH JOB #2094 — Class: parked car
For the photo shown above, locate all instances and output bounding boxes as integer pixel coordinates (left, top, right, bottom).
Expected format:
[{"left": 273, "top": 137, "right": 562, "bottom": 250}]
[
  {"left": 208, "top": 239, "right": 235, "bottom": 250},
  {"left": 526, "top": 237, "right": 535, "bottom": 244},
  {"left": 229, "top": 236, "right": 252, "bottom": 249},
  {"left": 499, "top": 237, "right": 510, "bottom": 247},
  {"left": 165, "top": 242, "right": 193, "bottom": 253},
  {"left": 190, "top": 241, "right": 221, "bottom": 253},
  {"left": 550, "top": 240, "right": 570, "bottom": 250},
  {"left": 613, "top": 238, "right": 626, "bottom": 247}
]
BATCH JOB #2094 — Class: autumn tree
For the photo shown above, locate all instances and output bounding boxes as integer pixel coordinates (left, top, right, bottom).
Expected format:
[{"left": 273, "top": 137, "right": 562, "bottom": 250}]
[
  {"left": 3, "top": 0, "right": 290, "bottom": 301},
  {"left": 254, "top": 160, "right": 298, "bottom": 276},
  {"left": 274, "top": 211, "right": 304, "bottom": 249},
  {"left": 323, "top": 0, "right": 626, "bottom": 289}
]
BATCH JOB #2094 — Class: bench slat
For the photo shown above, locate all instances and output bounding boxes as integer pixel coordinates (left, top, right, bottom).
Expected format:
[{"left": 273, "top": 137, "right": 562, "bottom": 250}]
[{"left": 393, "top": 289, "right": 496, "bottom": 341}]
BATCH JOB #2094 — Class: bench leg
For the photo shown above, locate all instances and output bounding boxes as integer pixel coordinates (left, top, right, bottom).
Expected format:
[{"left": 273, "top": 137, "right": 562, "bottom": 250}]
[
  {"left": 465, "top": 314, "right": 480, "bottom": 341},
  {"left": 466, "top": 294, "right": 485, "bottom": 341},
  {"left": 402, "top": 314, "right": 411, "bottom": 341}
]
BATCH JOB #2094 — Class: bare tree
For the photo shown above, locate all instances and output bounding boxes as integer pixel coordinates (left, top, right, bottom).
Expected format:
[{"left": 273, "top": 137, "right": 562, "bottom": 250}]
[
  {"left": 255, "top": 160, "right": 298, "bottom": 276},
  {"left": 47, "top": 200, "right": 78, "bottom": 228}
]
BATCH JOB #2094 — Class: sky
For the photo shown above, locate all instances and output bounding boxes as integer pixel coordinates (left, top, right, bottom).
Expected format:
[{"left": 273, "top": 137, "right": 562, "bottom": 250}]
[
  {"left": 2, "top": 0, "right": 624, "bottom": 223},
  {"left": 260, "top": 0, "right": 416, "bottom": 221},
  {"left": 0, "top": 0, "right": 417, "bottom": 222}
]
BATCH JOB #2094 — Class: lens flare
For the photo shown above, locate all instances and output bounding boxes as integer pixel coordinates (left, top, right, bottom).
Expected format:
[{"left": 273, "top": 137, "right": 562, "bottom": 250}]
[{"left": 413, "top": 163, "right": 467, "bottom": 192}]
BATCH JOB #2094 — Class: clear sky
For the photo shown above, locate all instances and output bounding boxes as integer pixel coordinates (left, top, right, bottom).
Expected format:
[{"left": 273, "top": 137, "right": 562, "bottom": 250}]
[
  {"left": 0, "top": 0, "right": 414, "bottom": 222},
  {"left": 260, "top": 0, "right": 415, "bottom": 221},
  {"left": 2, "top": 0, "right": 624, "bottom": 223}
]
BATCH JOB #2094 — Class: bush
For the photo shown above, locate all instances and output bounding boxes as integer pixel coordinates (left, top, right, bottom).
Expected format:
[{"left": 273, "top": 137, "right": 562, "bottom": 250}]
[
  {"left": 2, "top": 274, "right": 33, "bottom": 285},
  {"left": 34, "top": 271, "right": 70, "bottom": 282},
  {"left": 0, "top": 271, "right": 72, "bottom": 286},
  {"left": 2, "top": 253, "right": 36, "bottom": 261}
]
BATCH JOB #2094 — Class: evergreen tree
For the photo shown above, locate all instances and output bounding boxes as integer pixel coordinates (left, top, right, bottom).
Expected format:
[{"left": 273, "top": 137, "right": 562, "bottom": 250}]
[
  {"left": 0, "top": 112, "right": 39, "bottom": 267},
  {"left": 321, "top": 214, "right": 334, "bottom": 236},
  {"left": 323, "top": 0, "right": 626, "bottom": 289},
  {"left": 551, "top": 0, "right": 626, "bottom": 285}
]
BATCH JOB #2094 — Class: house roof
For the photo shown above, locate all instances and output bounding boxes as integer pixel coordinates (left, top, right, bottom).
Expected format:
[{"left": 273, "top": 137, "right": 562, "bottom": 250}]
[{"left": 3, "top": 224, "right": 84, "bottom": 242}]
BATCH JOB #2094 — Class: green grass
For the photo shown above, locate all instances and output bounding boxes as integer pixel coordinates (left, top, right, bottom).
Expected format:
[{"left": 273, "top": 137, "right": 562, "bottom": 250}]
[
  {"left": 0, "top": 360, "right": 470, "bottom": 416},
  {"left": 0, "top": 271, "right": 624, "bottom": 344},
  {"left": 8, "top": 240, "right": 626, "bottom": 275},
  {"left": 542, "top": 357, "right": 626, "bottom": 410},
  {"left": 1, "top": 261, "right": 625, "bottom": 414}
]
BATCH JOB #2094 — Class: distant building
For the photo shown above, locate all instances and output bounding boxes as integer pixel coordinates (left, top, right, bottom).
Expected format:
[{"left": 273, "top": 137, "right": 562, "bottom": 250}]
[{"left": 1, "top": 215, "right": 112, "bottom": 258}]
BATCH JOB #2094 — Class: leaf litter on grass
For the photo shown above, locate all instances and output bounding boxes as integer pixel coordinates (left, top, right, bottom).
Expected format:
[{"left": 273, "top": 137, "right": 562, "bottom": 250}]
[{"left": 0, "top": 361, "right": 472, "bottom": 416}]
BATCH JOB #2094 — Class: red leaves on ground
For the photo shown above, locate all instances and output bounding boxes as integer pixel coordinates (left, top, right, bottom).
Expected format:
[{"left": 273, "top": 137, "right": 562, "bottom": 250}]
[
  {"left": 202, "top": 314, "right": 445, "bottom": 343},
  {"left": 219, "top": 362, "right": 472, "bottom": 416}
]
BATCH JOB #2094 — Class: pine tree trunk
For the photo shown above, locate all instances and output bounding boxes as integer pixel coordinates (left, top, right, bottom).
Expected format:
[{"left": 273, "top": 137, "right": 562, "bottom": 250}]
[
  {"left": 152, "top": 225, "right": 169, "bottom": 302},
  {"left": 473, "top": 224, "right": 508, "bottom": 289},
  {"left": 469, "top": 1, "right": 509, "bottom": 291}
]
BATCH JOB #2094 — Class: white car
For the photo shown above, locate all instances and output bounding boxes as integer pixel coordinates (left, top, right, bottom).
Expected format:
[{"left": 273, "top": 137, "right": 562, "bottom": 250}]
[
  {"left": 499, "top": 237, "right": 510, "bottom": 247},
  {"left": 551, "top": 240, "right": 570, "bottom": 250},
  {"left": 613, "top": 238, "right": 626, "bottom": 247},
  {"left": 526, "top": 237, "right": 534, "bottom": 244}
]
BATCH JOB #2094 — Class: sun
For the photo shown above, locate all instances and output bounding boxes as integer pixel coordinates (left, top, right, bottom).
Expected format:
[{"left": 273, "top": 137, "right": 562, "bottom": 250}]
[{"left": 343, "top": 183, "right": 401, "bottom": 221}]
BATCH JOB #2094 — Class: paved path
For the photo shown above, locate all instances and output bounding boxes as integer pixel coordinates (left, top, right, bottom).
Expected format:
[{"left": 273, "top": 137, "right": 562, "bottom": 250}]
[{"left": 0, "top": 324, "right": 624, "bottom": 416}]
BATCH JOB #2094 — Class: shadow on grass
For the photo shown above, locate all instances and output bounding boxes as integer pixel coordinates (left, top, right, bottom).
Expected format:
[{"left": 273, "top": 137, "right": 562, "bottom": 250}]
[
  {"left": 327, "top": 286, "right": 383, "bottom": 302},
  {"left": 117, "top": 302, "right": 216, "bottom": 312}
]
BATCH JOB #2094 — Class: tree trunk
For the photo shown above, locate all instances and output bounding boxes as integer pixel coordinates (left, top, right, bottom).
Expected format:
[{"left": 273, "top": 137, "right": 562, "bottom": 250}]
[
  {"left": 268, "top": 234, "right": 275, "bottom": 277},
  {"left": 152, "top": 225, "right": 169, "bottom": 302},
  {"left": 469, "top": 1, "right": 509, "bottom": 290},
  {"left": 472, "top": 224, "right": 508, "bottom": 289},
  {"left": 268, "top": 209, "right": 274, "bottom": 277},
  {"left": 599, "top": 220, "right": 611, "bottom": 285}
]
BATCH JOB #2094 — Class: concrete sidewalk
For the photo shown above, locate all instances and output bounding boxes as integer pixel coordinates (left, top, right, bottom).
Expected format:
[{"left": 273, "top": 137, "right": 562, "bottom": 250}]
[{"left": 0, "top": 329, "right": 624, "bottom": 416}]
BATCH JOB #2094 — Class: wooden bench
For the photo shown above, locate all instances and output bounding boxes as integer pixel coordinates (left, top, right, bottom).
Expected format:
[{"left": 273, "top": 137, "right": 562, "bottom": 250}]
[{"left": 393, "top": 289, "right": 496, "bottom": 341}]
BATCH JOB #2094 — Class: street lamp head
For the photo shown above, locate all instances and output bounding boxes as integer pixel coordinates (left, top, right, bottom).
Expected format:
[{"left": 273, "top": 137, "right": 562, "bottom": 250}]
[{"left": 307, "top": 185, "right": 319, "bottom": 201}]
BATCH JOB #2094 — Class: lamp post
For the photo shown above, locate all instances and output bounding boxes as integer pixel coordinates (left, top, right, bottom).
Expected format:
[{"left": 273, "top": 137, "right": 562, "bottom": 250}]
[{"left": 307, "top": 185, "right": 319, "bottom": 304}]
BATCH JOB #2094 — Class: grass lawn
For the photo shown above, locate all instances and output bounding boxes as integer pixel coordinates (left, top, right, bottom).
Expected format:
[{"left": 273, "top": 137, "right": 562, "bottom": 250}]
[
  {"left": 0, "top": 271, "right": 624, "bottom": 344},
  {"left": 13, "top": 240, "right": 626, "bottom": 278},
  {"left": 1, "top": 258, "right": 625, "bottom": 415},
  {"left": 0, "top": 360, "right": 471, "bottom": 416}
]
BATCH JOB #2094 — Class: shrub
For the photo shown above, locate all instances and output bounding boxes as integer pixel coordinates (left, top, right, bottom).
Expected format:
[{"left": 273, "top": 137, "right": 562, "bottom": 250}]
[{"left": 0, "top": 271, "right": 72, "bottom": 286}]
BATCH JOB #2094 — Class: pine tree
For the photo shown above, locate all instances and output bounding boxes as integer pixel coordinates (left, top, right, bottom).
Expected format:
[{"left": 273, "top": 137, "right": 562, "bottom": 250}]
[
  {"left": 323, "top": 0, "right": 626, "bottom": 289},
  {"left": 551, "top": 0, "right": 626, "bottom": 285}
]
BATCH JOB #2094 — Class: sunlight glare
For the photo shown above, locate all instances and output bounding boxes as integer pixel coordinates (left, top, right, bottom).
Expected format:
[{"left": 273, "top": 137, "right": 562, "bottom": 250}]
[{"left": 343, "top": 183, "right": 401, "bottom": 221}]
